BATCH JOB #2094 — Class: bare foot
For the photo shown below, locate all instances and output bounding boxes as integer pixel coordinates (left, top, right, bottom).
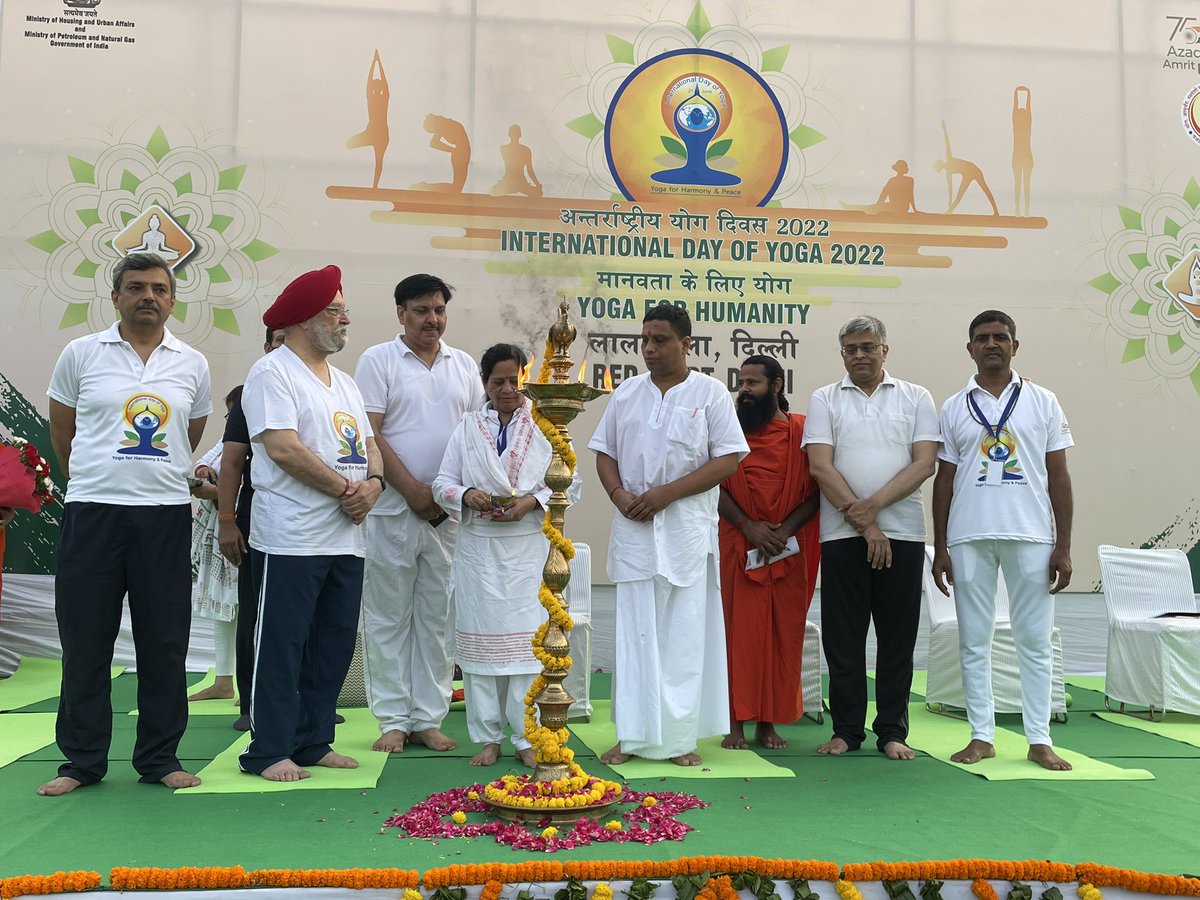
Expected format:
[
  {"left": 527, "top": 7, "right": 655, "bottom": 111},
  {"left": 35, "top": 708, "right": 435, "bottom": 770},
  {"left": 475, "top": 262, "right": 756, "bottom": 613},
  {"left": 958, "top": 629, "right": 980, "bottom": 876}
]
[
  {"left": 950, "top": 739, "right": 996, "bottom": 764},
  {"left": 722, "top": 722, "right": 749, "bottom": 750},
  {"left": 261, "top": 759, "right": 310, "bottom": 782},
  {"left": 817, "top": 737, "right": 852, "bottom": 755},
  {"left": 1028, "top": 744, "right": 1072, "bottom": 771},
  {"left": 313, "top": 751, "right": 358, "bottom": 769},
  {"left": 671, "top": 751, "right": 702, "bottom": 766},
  {"left": 161, "top": 770, "right": 202, "bottom": 789},
  {"left": 188, "top": 676, "right": 235, "bottom": 702},
  {"left": 37, "top": 776, "right": 84, "bottom": 796},
  {"left": 600, "top": 742, "right": 630, "bottom": 765},
  {"left": 373, "top": 729, "right": 407, "bottom": 753},
  {"left": 516, "top": 747, "right": 536, "bottom": 768},
  {"left": 469, "top": 743, "right": 502, "bottom": 766},
  {"left": 409, "top": 727, "right": 457, "bottom": 752},
  {"left": 882, "top": 740, "right": 915, "bottom": 761},
  {"left": 755, "top": 723, "right": 787, "bottom": 749}
]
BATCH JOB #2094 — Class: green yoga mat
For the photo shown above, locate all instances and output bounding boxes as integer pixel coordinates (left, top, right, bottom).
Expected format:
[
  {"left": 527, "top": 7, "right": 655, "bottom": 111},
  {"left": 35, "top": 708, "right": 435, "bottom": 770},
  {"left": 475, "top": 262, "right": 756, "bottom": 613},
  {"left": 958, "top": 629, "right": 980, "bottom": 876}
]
[
  {"left": 1066, "top": 675, "right": 1108, "bottom": 692},
  {"left": 895, "top": 702, "right": 1153, "bottom": 781},
  {"left": 570, "top": 700, "right": 794, "bottom": 779},
  {"left": 0, "top": 713, "right": 58, "bottom": 767},
  {"left": 180, "top": 708, "right": 387, "bottom": 794},
  {"left": 1094, "top": 712, "right": 1200, "bottom": 750},
  {"left": 0, "top": 658, "right": 123, "bottom": 712}
]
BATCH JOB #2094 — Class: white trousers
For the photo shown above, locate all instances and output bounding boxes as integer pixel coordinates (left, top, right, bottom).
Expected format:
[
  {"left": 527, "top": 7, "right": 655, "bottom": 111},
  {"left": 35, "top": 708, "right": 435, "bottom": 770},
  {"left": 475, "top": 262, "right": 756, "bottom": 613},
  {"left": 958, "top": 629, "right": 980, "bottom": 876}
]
[
  {"left": 612, "top": 556, "right": 728, "bottom": 759},
  {"left": 949, "top": 539, "right": 1056, "bottom": 746},
  {"left": 361, "top": 510, "right": 457, "bottom": 734},
  {"left": 214, "top": 616, "right": 236, "bottom": 677},
  {"left": 463, "top": 670, "right": 534, "bottom": 750}
]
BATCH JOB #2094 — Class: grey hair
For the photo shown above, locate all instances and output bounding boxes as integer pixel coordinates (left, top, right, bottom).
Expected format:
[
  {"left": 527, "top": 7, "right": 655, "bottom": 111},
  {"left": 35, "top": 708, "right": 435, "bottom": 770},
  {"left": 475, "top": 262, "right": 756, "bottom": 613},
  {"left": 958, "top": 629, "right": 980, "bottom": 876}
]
[
  {"left": 837, "top": 315, "right": 887, "bottom": 345},
  {"left": 112, "top": 253, "right": 176, "bottom": 296}
]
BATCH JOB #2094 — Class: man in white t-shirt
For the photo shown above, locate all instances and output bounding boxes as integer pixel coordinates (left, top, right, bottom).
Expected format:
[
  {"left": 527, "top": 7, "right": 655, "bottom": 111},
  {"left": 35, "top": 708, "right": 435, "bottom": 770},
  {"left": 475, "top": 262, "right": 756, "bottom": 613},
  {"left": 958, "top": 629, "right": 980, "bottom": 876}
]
[
  {"left": 803, "top": 315, "right": 939, "bottom": 761},
  {"left": 238, "top": 265, "right": 384, "bottom": 782},
  {"left": 932, "top": 309, "right": 1074, "bottom": 771},
  {"left": 40, "top": 252, "right": 212, "bottom": 796},
  {"left": 589, "top": 304, "right": 748, "bottom": 766},
  {"left": 354, "top": 274, "right": 484, "bottom": 754}
]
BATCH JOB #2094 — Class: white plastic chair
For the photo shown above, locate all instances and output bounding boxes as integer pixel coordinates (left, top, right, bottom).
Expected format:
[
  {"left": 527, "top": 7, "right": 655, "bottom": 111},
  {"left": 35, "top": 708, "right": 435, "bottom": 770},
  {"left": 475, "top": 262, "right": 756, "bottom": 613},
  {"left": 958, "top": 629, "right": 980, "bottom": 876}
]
[
  {"left": 1097, "top": 544, "right": 1200, "bottom": 718},
  {"left": 801, "top": 620, "right": 825, "bottom": 723},
  {"left": 563, "top": 542, "right": 593, "bottom": 721},
  {"left": 921, "top": 546, "right": 1067, "bottom": 720}
]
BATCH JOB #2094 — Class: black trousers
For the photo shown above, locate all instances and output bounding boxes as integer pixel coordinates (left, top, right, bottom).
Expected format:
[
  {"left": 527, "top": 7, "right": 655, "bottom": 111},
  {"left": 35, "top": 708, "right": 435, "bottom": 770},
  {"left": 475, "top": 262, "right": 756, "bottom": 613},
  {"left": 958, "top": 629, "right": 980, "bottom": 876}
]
[
  {"left": 54, "top": 502, "right": 192, "bottom": 784},
  {"left": 234, "top": 545, "right": 264, "bottom": 716},
  {"left": 819, "top": 536, "right": 924, "bottom": 751},
  {"left": 238, "top": 553, "right": 363, "bottom": 774}
]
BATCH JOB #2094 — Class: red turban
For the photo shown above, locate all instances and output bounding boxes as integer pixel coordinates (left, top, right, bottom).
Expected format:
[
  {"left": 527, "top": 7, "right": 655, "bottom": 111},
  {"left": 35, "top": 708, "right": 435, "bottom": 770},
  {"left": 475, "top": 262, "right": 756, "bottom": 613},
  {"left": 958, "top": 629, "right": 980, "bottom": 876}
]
[{"left": 263, "top": 265, "right": 342, "bottom": 329}]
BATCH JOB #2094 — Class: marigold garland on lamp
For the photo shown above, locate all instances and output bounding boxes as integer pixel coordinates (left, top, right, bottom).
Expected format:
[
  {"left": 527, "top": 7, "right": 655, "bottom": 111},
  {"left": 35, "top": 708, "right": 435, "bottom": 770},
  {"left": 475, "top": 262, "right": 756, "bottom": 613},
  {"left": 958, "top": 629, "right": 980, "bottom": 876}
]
[{"left": 482, "top": 299, "right": 621, "bottom": 824}]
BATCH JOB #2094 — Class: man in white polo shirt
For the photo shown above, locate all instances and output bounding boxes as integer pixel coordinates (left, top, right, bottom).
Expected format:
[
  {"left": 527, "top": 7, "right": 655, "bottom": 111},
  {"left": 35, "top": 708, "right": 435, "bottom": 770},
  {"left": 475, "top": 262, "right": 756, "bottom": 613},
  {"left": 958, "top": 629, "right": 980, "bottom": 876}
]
[
  {"left": 803, "top": 315, "right": 938, "bottom": 761},
  {"left": 40, "top": 252, "right": 212, "bottom": 796},
  {"left": 932, "top": 309, "right": 1074, "bottom": 771},
  {"left": 355, "top": 274, "right": 484, "bottom": 754},
  {"left": 238, "top": 265, "right": 384, "bottom": 782}
]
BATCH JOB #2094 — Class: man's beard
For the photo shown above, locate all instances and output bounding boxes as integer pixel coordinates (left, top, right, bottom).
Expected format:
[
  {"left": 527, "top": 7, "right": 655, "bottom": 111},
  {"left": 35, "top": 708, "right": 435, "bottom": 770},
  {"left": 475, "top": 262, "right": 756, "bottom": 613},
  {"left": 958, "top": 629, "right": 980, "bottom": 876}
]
[
  {"left": 312, "top": 325, "right": 347, "bottom": 354},
  {"left": 736, "top": 392, "right": 778, "bottom": 433}
]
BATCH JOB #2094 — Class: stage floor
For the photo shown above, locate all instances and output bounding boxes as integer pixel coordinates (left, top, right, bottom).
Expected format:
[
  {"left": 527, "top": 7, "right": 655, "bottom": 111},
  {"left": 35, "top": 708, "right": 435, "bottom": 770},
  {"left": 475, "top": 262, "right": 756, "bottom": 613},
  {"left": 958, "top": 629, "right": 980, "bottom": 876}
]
[{"left": 1, "top": 670, "right": 1198, "bottom": 881}]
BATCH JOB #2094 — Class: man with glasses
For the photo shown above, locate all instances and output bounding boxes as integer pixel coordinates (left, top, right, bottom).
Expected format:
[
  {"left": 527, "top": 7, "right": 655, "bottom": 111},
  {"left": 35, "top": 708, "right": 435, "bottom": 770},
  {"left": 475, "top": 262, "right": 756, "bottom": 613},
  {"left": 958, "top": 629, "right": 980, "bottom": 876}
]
[
  {"left": 803, "top": 316, "right": 938, "bottom": 760},
  {"left": 238, "top": 266, "right": 384, "bottom": 782},
  {"left": 354, "top": 274, "right": 484, "bottom": 756}
]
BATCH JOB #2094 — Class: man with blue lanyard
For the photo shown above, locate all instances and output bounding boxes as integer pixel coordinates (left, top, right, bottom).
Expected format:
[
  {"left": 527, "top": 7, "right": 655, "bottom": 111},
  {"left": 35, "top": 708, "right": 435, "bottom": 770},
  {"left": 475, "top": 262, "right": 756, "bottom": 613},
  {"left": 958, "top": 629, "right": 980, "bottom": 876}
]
[{"left": 932, "top": 309, "right": 1075, "bottom": 771}]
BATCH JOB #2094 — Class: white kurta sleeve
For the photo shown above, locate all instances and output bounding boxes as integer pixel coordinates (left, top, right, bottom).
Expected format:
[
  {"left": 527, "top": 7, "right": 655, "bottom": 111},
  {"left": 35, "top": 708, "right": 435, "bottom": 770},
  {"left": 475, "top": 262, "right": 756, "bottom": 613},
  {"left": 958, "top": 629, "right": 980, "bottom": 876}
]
[
  {"left": 705, "top": 383, "right": 750, "bottom": 462},
  {"left": 195, "top": 440, "right": 224, "bottom": 474},
  {"left": 432, "top": 418, "right": 470, "bottom": 520}
]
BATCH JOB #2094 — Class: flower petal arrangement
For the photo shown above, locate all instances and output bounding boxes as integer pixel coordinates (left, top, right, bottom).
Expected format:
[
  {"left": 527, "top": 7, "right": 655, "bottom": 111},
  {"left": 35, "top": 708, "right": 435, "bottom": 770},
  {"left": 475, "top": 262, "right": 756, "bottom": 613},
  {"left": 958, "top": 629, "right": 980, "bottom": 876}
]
[{"left": 384, "top": 784, "right": 707, "bottom": 852}]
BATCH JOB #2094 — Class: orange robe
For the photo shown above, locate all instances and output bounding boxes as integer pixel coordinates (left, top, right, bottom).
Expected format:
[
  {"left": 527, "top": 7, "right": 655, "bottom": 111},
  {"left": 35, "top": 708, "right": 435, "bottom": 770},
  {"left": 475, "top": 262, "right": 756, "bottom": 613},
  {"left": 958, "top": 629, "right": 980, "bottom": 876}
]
[{"left": 718, "top": 413, "right": 821, "bottom": 723}]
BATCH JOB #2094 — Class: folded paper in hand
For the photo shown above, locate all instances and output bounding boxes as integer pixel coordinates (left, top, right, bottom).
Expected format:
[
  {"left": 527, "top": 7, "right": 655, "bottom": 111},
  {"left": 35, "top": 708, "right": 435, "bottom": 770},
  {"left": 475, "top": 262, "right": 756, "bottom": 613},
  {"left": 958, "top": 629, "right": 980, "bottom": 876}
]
[{"left": 745, "top": 535, "right": 799, "bottom": 571}]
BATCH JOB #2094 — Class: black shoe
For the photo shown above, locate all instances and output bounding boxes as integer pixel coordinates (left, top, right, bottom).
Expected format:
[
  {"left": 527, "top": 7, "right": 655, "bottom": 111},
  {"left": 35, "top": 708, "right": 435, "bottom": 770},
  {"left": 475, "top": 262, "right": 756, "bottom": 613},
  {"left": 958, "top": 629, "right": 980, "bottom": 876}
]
[
  {"left": 233, "top": 714, "right": 250, "bottom": 732},
  {"left": 334, "top": 714, "right": 345, "bottom": 725}
]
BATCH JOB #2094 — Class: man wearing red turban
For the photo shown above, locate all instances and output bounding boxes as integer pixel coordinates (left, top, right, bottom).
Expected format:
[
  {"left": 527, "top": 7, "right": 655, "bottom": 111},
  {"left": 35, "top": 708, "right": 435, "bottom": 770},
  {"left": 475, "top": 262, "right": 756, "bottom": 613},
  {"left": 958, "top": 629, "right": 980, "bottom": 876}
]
[{"left": 237, "top": 266, "right": 385, "bottom": 782}]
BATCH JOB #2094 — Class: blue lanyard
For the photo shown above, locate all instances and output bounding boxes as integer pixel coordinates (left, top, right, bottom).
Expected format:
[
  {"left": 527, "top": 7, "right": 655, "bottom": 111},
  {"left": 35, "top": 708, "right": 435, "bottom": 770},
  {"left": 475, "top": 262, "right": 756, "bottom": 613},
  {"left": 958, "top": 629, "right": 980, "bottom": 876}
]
[
  {"left": 967, "top": 381, "right": 1021, "bottom": 440},
  {"left": 496, "top": 419, "right": 509, "bottom": 456}
]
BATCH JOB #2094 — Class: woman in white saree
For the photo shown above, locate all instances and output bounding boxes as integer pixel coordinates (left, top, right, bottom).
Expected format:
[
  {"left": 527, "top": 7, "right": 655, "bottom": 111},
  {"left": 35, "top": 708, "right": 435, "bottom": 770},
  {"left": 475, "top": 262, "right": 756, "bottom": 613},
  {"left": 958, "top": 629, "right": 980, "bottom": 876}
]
[{"left": 433, "top": 344, "right": 559, "bottom": 767}]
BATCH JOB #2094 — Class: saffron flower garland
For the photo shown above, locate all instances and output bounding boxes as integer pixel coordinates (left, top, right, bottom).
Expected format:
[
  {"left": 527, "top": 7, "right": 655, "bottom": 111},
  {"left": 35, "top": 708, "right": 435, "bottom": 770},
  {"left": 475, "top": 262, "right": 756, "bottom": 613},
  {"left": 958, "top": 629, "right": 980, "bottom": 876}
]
[
  {"left": 483, "top": 352, "right": 621, "bottom": 812},
  {"left": 385, "top": 784, "right": 707, "bottom": 852},
  {"left": 7, "top": 858, "right": 1191, "bottom": 898}
]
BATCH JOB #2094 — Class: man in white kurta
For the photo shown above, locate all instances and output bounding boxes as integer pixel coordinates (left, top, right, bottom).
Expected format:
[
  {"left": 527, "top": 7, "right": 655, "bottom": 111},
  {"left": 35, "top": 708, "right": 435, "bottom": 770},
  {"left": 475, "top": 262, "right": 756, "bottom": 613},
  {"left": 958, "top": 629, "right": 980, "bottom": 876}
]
[
  {"left": 433, "top": 366, "right": 554, "bottom": 766},
  {"left": 588, "top": 305, "right": 748, "bottom": 766},
  {"left": 355, "top": 274, "right": 484, "bottom": 753},
  {"left": 932, "top": 309, "right": 1075, "bottom": 772}
]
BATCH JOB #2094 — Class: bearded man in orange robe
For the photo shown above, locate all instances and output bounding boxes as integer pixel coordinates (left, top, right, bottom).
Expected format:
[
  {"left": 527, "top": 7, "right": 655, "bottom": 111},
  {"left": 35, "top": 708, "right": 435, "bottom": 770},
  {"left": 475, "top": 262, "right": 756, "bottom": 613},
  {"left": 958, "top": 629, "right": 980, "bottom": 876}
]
[{"left": 717, "top": 355, "right": 821, "bottom": 749}]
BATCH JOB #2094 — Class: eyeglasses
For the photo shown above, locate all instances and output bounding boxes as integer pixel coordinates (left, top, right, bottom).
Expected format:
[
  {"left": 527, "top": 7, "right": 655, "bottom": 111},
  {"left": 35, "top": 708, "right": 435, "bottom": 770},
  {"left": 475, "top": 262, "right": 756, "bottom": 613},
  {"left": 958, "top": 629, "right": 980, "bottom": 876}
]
[
  {"left": 323, "top": 305, "right": 350, "bottom": 318},
  {"left": 840, "top": 342, "right": 881, "bottom": 356}
]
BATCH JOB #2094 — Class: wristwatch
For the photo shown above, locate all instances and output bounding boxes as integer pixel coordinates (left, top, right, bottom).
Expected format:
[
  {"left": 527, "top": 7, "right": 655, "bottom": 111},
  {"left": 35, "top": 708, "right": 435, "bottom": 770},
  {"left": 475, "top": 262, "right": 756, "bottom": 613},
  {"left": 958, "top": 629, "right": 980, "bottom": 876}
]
[{"left": 368, "top": 474, "right": 386, "bottom": 492}]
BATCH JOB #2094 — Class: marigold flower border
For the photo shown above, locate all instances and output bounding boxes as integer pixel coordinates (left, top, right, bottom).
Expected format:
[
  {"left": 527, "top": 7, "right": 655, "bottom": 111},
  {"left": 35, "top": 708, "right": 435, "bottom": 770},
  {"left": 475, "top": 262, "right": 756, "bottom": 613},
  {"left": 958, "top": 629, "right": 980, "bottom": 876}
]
[{"left": 2, "top": 859, "right": 1198, "bottom": 897}]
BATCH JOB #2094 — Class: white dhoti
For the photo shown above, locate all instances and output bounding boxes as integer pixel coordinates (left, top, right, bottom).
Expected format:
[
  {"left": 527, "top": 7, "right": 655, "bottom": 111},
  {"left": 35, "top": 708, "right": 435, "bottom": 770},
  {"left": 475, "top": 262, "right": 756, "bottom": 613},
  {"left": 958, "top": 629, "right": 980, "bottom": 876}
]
[
  {"left": 361, "top": 508, "right": 457, "bottom": 735},
  {"left": 950, "top": 538, "right": 1056, "bottom": 746},
  {"left": 612, "top": 555, "right": 728, "bottom": 759}
]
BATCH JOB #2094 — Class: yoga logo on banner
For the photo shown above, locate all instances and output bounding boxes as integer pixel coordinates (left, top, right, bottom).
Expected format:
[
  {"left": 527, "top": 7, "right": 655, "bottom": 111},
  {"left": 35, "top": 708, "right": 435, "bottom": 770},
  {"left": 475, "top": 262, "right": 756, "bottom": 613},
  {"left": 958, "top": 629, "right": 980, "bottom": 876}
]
[{"left": 605, "top": 48, "right": 789, "bottom": 207}]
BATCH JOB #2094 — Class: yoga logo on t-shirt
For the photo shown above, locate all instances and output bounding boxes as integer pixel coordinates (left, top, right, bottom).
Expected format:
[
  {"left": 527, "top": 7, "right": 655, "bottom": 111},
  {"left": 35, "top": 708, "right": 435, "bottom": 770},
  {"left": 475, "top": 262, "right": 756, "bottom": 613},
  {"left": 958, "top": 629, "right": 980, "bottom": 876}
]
[
  {"left": 977, "top": 428, "right": 1024, "bottom": 483},
  {"left": 119, "top": 393, "right": 171, "bottom": 457},
  {"left": 333, "top": 410, "right": 367, "bottom": 464}
]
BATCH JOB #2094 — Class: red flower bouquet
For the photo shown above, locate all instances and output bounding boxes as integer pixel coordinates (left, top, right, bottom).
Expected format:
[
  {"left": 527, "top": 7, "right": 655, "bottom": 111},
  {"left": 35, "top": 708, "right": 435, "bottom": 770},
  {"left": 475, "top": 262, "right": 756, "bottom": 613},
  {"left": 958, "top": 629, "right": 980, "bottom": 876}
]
[{"left": 0, "top": 439, "right": 54, "bottom": 512}]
